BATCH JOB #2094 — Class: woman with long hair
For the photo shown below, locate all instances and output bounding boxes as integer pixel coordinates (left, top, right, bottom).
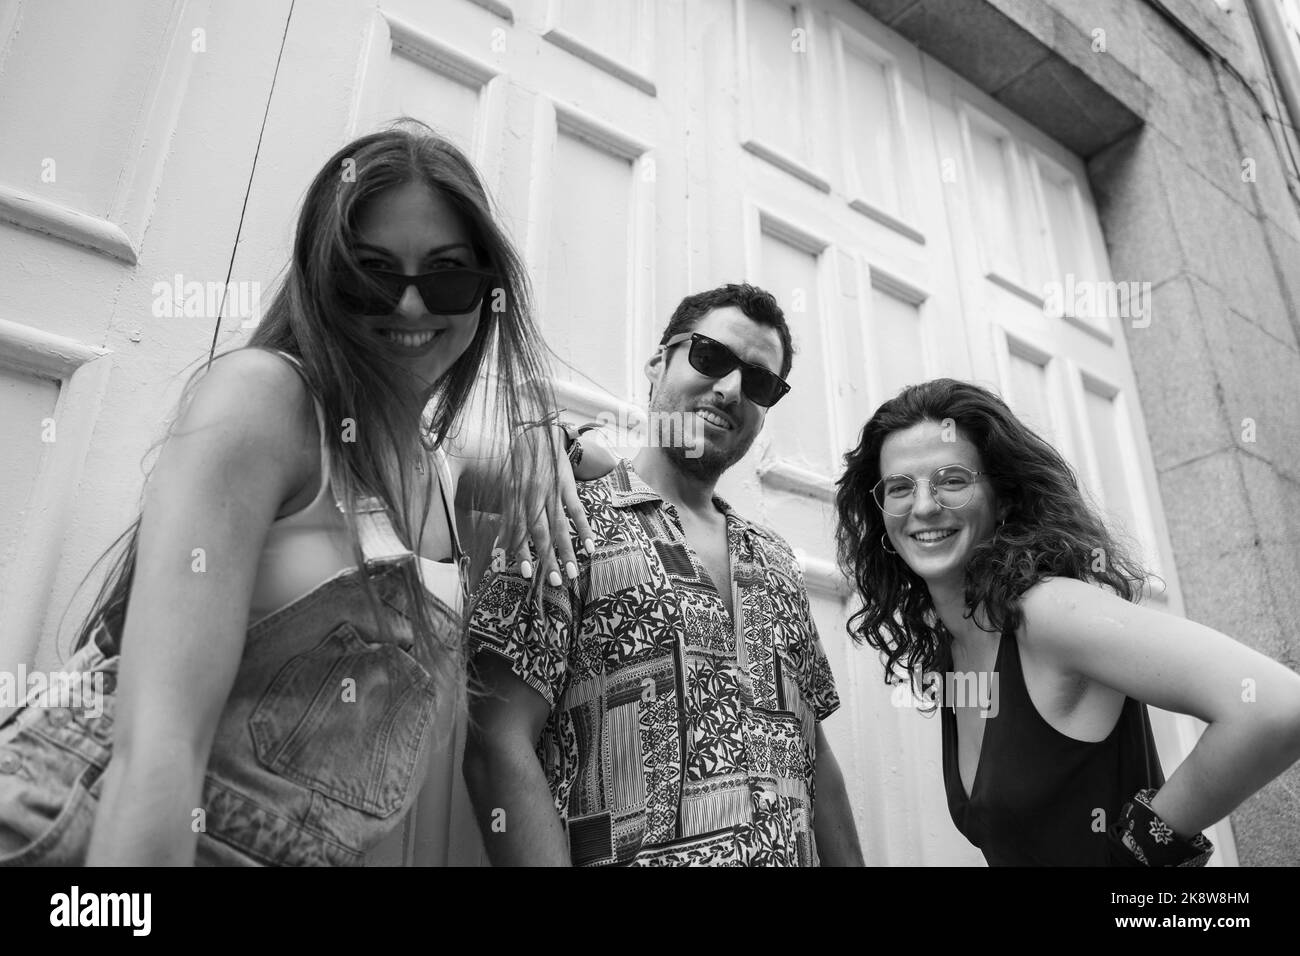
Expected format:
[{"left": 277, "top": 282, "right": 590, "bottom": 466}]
[
  {"left": 0, "top": 119, "right": 603, "bottom": 865},
  {"left": 835, "top": 378, "right": 1300, "bottom": 866}
]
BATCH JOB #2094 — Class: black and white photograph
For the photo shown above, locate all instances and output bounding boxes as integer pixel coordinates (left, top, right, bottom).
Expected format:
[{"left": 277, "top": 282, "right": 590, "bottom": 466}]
[{"left": 1, "top": 0, "right": 1298, "bottom": 922}]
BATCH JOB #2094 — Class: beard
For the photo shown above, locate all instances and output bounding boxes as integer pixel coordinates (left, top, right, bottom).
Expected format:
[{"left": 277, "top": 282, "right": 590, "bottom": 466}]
[
  {"left": 663, "top": 439, "right": 745, "bottom": 484},
  {"left": 650, "top": 393, "right": 755, "bottom": 484}
]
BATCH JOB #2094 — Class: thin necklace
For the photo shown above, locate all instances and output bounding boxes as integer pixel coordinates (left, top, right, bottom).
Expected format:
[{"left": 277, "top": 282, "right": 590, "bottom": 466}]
[{"left": 415, "top": 419, "right": 438, "bottom": 474}]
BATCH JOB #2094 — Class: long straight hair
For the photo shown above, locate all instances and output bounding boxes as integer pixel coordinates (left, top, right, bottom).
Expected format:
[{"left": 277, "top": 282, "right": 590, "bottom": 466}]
[{"left": 72, "top": 119, "right": 558, "bottom": 693}]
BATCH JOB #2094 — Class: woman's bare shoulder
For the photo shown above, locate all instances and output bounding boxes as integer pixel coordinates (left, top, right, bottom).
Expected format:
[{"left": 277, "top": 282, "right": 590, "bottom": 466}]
[{"left": 163, "top": 348, "right": 319, "bottom": 500}]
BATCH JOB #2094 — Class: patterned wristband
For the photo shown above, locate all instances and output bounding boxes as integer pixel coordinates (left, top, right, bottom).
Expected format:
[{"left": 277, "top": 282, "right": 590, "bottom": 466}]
[
  {"left": 1109, "top": 788, "right": 1214, "bottom": 867},
  {"left": 560, "top": 422, "right": 601, "bottom": 469}
]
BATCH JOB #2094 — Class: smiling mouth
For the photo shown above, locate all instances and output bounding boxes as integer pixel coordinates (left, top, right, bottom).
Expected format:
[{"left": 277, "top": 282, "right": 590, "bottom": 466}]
[
  {"left": 379, "top": 329, "right": 443, "bottom": 348},
  {"left": 695, "top": 408, "right": 734, "bottom": 430},
  {"left": 910, "top": 528, "right": 958, "bottom": 543}
]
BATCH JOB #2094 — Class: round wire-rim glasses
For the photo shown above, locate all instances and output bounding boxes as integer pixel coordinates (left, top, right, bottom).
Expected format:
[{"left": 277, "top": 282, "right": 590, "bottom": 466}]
[{"left": 871, "top": 464, "right": 989, "bottom": 517}]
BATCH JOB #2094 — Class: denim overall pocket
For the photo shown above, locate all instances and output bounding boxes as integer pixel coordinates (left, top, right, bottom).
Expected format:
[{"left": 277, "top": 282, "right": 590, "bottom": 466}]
[
  {"left": 248, "top": 620, "right": 437, "bottom": 818},
  {"left": 0, "top": 643, "right": 116, "bottom": 866},
  {"left": 0, "top": 760, "right": 101, "bottom": 867}
]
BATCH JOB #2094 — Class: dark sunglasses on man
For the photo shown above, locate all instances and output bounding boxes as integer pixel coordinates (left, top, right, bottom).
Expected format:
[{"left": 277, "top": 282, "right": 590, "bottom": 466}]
[
  {"left": 340, "top": 265, "right": 497, "bottom": 316},
  {"left": 661, "top": 331, "right": 791, "bottom": 407}
]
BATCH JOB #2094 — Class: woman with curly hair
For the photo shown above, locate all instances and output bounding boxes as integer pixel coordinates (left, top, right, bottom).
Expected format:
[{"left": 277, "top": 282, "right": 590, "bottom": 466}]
[{"left": 835, "top": 378, "right": 1300, "bottom": 866}]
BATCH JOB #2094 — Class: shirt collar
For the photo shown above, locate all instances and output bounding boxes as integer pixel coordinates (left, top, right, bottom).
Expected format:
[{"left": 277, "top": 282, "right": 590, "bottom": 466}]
[{"left": 608, "top": 459, "right": 749, "bottom": 531}]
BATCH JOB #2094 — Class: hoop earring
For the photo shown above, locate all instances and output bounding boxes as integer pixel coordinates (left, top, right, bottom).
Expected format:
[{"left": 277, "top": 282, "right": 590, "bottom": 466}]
[{"left": 880, "top": 533, "right": 897, "bottom": 555}]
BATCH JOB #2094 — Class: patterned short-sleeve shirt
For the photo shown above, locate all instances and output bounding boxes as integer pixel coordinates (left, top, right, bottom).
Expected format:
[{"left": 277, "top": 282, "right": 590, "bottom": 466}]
[{"left": 468, "top": 460, "right": 840, "bottom": 866}]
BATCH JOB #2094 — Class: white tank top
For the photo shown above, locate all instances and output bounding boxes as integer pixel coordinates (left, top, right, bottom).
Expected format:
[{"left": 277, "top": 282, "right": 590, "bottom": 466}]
[{"left": 247, "top": 357, "right": 465, "bottom": 625}]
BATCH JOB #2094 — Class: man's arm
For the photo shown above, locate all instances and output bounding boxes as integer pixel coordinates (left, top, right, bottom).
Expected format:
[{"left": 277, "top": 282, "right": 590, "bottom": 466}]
[
  {"left": 812, "top": 724, "right": 865, "bottom": 866},
  {"left": 463, "top": 653, "right": 571, "bottom": 866},
  {"left": 462, "top": 494, "right": 589, "bottom": 865},
  {"left": 777, "top": 542, "right": 863, "bottom": 866}
]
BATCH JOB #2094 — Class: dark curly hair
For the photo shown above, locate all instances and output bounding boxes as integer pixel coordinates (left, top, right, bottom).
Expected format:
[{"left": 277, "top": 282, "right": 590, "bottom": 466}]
[{"left": 834, "top": 378, "right": 1150, "bottom": 701}]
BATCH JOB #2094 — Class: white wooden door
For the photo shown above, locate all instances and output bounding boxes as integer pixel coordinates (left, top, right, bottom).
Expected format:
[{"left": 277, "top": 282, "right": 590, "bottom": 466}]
[{"left": 0, "top": 0, "right": 294, "bottom": 705}]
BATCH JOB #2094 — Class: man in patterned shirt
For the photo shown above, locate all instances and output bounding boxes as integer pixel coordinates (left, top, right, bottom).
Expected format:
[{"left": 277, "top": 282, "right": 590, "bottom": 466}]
[{"left": 463, "top": 283, "right": 863, "bottom": 866}]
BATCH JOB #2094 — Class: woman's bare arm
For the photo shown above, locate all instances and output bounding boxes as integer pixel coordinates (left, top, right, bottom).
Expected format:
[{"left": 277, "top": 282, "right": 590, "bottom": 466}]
[
  {"left": 1020, "top": 577, "right": 1300, "bottom": 839},
  {"left": 86, "top": 350, "right": 314, "bottom": 865}
]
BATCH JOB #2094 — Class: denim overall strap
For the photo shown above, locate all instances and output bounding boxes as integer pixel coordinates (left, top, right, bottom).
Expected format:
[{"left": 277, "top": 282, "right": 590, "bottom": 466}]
[
  {"left": 346, "top": 492, "right": 417, "bottom": 567},
  {"left": 272, "top": 346, "right": 413, "bottom": 570},
  {"left": 431, "top": 446, "right": 470, "bottom": 604}
]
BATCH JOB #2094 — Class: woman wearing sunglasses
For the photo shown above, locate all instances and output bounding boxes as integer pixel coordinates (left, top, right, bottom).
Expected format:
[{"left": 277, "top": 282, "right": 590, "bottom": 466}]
[
  {"left": 835, "top": 378, "right": 1300, "bottom": 866},
  {"left": 0, "top": 120, "right": 608, "bottom": 866}
]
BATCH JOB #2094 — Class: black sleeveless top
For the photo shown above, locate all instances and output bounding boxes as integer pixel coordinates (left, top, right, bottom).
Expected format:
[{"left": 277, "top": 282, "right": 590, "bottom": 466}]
[{"left": 940, "top": 631, "right": 1165, "bottom": 866}]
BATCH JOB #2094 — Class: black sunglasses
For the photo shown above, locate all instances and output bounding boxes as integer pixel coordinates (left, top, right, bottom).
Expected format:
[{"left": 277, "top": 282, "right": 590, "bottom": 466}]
[
  {"left": 661, "top": 332, "right": 791, "bottom": 407},
  {"left": 339, "top": 266, "right": 496, "bottom": 316}
]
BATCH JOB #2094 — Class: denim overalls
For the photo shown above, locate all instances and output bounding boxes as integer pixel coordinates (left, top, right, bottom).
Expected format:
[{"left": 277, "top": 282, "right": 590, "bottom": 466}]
[{"left": 0, "top": 476, "right": 457, "bottom": 866}]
